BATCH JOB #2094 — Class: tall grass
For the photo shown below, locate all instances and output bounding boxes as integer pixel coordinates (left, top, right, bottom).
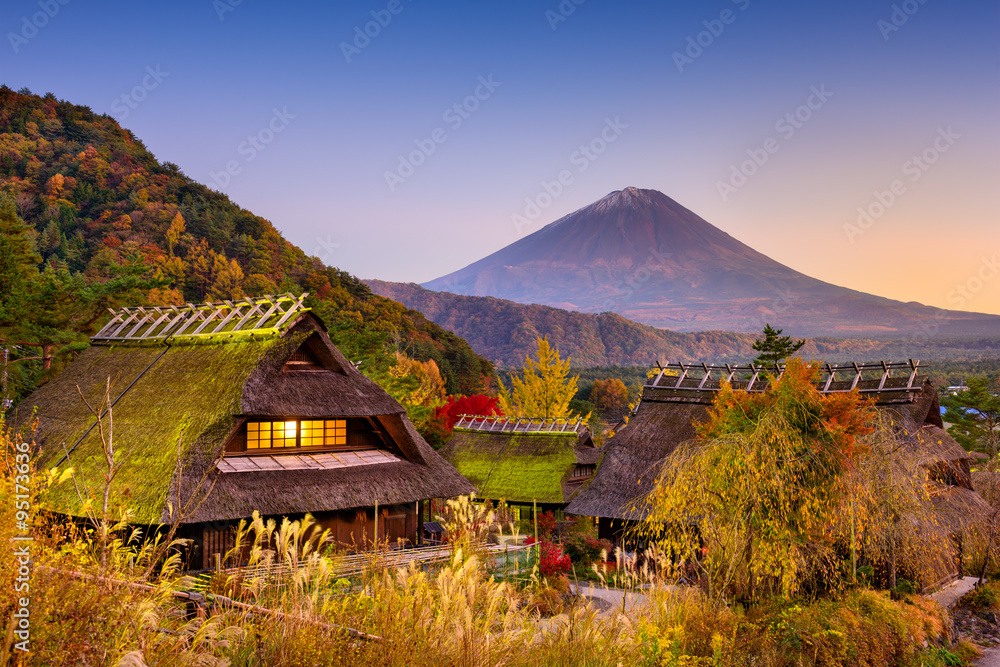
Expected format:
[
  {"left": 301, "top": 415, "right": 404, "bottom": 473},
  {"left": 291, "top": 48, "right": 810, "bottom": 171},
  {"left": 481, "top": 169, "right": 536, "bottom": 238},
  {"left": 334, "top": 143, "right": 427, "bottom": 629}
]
[{"left": 0, "top": 421, "right": 969, "bottom": 666}]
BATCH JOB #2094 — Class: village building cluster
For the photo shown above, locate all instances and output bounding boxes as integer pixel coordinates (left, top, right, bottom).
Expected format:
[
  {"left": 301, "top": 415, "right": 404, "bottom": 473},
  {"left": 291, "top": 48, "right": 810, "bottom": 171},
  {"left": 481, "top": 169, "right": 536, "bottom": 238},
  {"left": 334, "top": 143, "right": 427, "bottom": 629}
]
[{"left": 14, "top": 295, "right": 991, "bottom": 585}]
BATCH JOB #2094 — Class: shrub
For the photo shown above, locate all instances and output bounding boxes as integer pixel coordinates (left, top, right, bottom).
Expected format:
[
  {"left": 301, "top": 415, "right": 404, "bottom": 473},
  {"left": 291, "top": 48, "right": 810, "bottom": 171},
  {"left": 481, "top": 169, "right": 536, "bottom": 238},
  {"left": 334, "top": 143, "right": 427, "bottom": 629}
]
[
  {"left": 964, "top": 581, "right": 1000, "bottom": 610},
  {"left": 536, "top": 510, "right": 558, "bottom": 538},
  {"left": 563, "top": 533, "right": 615, "bottom": 567},
  {"left": 525, "top": 537, "right": 572, "bottom": 577}
]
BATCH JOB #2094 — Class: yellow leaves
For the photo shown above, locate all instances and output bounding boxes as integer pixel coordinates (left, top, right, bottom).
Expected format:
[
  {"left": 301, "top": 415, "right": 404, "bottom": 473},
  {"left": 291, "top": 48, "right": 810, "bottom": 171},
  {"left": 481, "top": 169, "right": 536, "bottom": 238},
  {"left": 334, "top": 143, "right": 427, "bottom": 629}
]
[
  {"left": 45, "top": 172, "right": 65, "bottom": 196},
  {"left": 166, "top": 212, "right": 185, "bottom": 256},
  {"left": 498, "top": 336, "right": 579, "bottom": 420},
  {"left": 390, "top": 352, "right": 446, "bottom": 407}
]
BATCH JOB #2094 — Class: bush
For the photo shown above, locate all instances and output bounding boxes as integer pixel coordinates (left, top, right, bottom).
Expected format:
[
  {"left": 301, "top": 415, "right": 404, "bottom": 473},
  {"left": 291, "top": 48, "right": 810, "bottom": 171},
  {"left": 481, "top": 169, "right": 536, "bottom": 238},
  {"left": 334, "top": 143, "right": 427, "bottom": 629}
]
[
  {"left": 964, "top": 581, "right": 1000, "bottom": 610},
  {"left": 525, "top": 537, "right": 572, "bottom": 577},
  {"left": 563, "top": 533, "right": 615, "bottom": 567},
  {"left": 536, "top": 510, "right": 558, "bottom": 538}
]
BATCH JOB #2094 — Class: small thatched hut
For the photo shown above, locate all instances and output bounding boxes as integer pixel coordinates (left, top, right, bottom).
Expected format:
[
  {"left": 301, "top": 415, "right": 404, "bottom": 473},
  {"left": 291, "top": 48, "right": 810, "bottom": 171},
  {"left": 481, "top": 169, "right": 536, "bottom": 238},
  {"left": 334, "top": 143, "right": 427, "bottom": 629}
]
[
  {"left": 439, "top": 416, "right": 599, "bottom": 523},
  {"left": 13, "top": 294, "right": 473, "bottom": 568},
  {"left": 567, "top": 361, "right": 979, "bottom": 547}
]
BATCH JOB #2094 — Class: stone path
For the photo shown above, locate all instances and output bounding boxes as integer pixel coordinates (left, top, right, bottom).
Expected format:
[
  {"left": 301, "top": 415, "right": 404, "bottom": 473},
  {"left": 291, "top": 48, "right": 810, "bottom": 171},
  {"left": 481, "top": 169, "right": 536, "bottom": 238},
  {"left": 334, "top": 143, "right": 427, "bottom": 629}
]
[
  {"left": 570, "top": 582, "right": 654, "bottom": 613},
  {"left": 929, "top": 576, "right": 979, "bottom": 609},
  {"left": 977, "top": 647, "right": 1000, "bottom": 667}
]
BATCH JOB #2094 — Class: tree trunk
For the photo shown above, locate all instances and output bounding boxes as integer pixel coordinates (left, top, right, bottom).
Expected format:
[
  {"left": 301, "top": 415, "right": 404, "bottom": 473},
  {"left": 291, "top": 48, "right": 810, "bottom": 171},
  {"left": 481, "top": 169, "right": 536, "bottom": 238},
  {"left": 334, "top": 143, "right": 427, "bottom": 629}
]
[{"left": 889, "top": 529, "right": 897, "bottom": 590}]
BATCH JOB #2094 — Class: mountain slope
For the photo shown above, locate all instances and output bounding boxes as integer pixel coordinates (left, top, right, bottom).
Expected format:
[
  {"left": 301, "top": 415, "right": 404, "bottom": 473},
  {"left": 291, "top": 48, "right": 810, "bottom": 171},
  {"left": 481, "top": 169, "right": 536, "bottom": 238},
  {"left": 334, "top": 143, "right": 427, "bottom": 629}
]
[
  {"left": 367, "top": 280, "right": 1000, "bottom": 368},
  {"left": 0, "top": 86, "right": 492, "bottom": 402},
  {"left": 424, "top": 187, "right": 1000, "bottom": 337}
]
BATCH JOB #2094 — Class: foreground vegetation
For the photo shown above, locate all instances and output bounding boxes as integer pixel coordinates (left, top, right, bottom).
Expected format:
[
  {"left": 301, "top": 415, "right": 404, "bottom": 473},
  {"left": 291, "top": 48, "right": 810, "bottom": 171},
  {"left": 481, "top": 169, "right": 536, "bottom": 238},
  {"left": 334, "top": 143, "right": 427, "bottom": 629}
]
[{"left": 1, "top": 418, "right": 987, "bottom": 666}]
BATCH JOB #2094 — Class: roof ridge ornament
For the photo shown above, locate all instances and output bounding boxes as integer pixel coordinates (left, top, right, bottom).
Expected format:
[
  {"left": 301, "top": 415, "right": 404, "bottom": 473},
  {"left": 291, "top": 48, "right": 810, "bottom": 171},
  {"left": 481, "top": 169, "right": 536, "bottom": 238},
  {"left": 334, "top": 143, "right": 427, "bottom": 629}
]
[
  {"left": 91, "top": 293, "right": 310, "bottom": 342},
  {"left": 453, "top": 414, "right": 586, "bottom": 434},
  {"left": 643, "top": 359, "right": 925, "bottom": 404}
]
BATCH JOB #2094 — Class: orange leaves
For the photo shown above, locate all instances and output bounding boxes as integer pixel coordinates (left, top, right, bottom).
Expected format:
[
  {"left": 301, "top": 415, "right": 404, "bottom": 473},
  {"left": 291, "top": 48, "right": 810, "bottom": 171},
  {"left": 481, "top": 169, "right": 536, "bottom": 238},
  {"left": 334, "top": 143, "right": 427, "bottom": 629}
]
[{"left": 698, "top": 358, "right": 875, "bottom": 470}]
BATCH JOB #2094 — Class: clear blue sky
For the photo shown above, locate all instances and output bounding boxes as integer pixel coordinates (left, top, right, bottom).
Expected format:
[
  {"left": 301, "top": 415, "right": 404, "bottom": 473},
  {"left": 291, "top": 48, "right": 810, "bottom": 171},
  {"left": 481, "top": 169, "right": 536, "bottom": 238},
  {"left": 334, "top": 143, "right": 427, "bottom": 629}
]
[{"left": 2, "top": 0, "right": 998, "bottom": 314}]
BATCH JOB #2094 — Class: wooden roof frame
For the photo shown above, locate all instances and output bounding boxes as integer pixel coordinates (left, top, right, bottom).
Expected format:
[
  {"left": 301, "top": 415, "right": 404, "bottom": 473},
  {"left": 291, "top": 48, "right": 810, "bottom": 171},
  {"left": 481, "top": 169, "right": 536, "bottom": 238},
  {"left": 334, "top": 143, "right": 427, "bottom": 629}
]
[
  {"left": 643, "top": 359, "right": 925, "bottom": 405},
  {"left": 452, "top": 415, "right": 587, "bottom": 434},
  {"left": 91, "top": 293, "right": 309, "bottom": 342}
]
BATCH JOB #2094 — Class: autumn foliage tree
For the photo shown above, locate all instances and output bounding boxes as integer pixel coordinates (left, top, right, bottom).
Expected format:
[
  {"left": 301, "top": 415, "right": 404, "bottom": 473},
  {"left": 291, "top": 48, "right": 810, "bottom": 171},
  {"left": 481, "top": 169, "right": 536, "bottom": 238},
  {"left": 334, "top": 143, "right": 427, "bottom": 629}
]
[
  {"left": 424, "top": 394, "right": 504, "bottom": 448},
  {"left": 498, "top": 337, "right": 580, "bottom": 420},
  {"left": 589, "top": 378, "right": 629, "bottom": 416},
  {"left": 641, "top": 358, "right": 875, "bottom": 601}
]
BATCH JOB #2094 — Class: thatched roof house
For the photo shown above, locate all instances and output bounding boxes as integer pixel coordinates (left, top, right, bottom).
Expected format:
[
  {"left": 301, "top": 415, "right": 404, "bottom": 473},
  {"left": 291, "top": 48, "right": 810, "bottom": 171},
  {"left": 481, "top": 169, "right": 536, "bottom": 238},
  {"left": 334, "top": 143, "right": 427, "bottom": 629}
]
[
  {"left": 14, "top": 294, "right": 473, "bottom": 567},
  {"left": 567, "top": 361, "right": 977, "bottom": 541},
  {"left": 439, "top": 416, "right": 599, "bottom": 514}
]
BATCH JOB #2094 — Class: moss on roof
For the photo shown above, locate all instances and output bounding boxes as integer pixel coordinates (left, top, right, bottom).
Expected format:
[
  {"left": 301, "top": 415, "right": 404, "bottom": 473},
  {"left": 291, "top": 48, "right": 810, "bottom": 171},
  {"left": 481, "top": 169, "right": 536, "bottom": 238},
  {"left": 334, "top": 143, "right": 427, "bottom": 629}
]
[
  {"left": 16, "top": 311, "right": 473, "bottom": 525},
  {"left": 441, "top": 431, "right": 590, "bottom": 505},
  {"left": 24, "top": 335, "right": 286, "bottom": 523}
]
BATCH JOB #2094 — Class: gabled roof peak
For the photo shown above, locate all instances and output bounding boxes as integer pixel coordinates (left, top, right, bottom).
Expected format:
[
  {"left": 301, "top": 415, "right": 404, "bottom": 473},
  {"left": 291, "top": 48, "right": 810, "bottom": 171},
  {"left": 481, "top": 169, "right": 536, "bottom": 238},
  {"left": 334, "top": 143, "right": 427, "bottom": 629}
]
[{"left": 92, "top": 293, "right": 310, "bottom": 344}]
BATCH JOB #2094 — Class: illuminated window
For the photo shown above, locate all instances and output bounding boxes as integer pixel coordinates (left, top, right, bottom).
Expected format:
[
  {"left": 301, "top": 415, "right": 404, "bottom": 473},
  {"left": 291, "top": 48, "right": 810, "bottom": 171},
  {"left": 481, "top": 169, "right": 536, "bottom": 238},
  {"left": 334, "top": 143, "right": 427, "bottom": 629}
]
[
  {"left": 244, "top": 419, "right": 347, "bottom": 452},
  {"left": 301, "top": 419, "right": 346, "bottom": 448}
]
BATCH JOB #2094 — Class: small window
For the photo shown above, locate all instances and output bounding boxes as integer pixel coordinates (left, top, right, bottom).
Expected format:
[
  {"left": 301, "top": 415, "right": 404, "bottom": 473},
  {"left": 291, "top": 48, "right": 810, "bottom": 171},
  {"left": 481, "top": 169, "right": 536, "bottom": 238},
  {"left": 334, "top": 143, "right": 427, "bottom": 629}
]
[
  {"left": 283, "top": 347, "right": 324, "bottom": 372},
  {"left": 572, "top": 464, "right": 595, "bottom": 479},
  {"left": 301, "top": 419, "right": 346, "bottom": 448},
  {"left": 242, "top": 419, "right": 348, "bottom": 453}
]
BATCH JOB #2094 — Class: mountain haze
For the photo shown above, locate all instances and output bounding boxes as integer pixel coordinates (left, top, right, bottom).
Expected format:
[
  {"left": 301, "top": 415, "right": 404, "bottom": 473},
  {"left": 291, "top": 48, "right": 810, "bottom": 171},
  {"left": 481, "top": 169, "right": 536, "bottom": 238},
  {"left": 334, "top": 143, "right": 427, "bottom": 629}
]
[
  {"left": 424, "top": 188, "right": 999, "bottom": 338},
  {"left": 366, "top": 280, "right": 1000, "bottom": 368}
]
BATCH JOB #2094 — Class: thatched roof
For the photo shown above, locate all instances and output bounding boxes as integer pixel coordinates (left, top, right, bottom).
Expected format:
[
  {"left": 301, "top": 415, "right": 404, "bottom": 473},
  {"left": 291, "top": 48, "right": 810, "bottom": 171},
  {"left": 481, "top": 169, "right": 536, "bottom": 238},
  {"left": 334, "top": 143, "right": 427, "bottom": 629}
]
[
  {"left": 439, "top": 424, "right": 597, "bottom": 505},
  {"left": 567, "top": 374, "right": 976, "bottom": 522},
  {"left": 929, "top": 483, "right": 993, "bottom": 534},
  {"left": 14, "top": 297, "right": 472, "bottom": 524},
  {"left": 565, "top": 401, "right": 708, "bottom": 520},
  {"left": 885, "top": 380, "right": 973, "bottom": 490}
]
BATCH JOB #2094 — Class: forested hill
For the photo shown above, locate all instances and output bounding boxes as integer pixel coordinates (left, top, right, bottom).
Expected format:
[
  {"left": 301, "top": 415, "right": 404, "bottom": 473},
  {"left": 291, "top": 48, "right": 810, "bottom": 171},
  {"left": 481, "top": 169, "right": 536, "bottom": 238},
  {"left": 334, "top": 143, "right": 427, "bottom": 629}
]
[
  {"left": 0, "top": 87, "right": 492, "bottom": 405},
  {"left": 367, "top": 280, "right": 1000, "bottom": 368}
]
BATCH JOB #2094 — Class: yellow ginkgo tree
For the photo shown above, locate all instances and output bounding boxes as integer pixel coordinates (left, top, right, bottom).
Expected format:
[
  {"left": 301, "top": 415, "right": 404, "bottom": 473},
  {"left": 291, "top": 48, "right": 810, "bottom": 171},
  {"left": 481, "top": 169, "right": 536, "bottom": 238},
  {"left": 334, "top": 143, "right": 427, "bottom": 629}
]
[{"left": 498, "top": 337, "right": 581, "bottom": 421}]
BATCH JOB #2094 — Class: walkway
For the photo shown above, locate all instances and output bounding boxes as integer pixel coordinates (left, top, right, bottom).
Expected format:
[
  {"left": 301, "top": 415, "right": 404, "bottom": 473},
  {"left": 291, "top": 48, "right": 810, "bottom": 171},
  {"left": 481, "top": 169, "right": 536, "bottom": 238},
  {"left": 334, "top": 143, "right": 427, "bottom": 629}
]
[
  {"left": 928, "top": 576, "right": 979, "bottom": 609},
  {"left": 570, "top": 581, "right": 652, "bottom": 614}
]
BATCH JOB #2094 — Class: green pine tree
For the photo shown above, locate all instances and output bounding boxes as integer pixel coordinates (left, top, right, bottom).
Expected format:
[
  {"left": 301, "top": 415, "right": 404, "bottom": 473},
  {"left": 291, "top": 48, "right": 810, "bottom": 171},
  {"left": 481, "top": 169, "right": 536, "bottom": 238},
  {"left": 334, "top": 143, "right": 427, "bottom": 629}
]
[
  {"left": 942, "top": 377, "right": 1000, "bottom": 457},
  {"left": 751, "top": 323, "right": 805, "bottom": 367}
]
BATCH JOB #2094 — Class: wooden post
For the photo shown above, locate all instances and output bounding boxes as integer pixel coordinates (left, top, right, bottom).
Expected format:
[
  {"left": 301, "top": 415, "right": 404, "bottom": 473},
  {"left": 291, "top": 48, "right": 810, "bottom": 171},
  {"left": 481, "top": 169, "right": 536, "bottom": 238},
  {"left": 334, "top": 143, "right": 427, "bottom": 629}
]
[
  {"left": 374, "top": 499, "right": 378, "bottom": 548},
  {"left": 533, "top": 499, "right": 539, "bottom": 568},
  {"left": 416, "top": 500, "right": 422, "bottom": 546}
]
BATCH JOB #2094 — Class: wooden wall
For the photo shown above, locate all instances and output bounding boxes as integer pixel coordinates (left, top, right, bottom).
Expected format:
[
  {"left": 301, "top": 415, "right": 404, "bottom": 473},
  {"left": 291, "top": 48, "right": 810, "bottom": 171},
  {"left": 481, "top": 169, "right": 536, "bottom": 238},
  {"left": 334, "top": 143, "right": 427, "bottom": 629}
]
[{"left": 188, "top": 503, "right": 421, "bottom": 571}]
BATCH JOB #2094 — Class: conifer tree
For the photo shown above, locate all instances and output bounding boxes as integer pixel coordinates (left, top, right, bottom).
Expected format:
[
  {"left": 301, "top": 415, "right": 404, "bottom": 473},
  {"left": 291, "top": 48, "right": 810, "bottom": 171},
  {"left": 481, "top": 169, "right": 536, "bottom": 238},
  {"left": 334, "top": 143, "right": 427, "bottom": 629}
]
[
  {"left": 751, "top": 323, "right": 805, "bottom": 366},
  {"left": 943, "top": 377, "right": 1000, "bottom": 457}
]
